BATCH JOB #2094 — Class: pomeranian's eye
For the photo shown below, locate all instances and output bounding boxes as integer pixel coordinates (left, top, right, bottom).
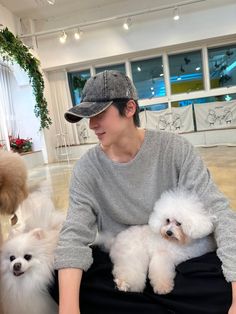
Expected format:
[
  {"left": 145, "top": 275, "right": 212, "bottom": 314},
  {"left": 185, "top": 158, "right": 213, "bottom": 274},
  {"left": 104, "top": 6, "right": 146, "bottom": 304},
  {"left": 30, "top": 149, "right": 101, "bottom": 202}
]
[
  {"left": 166, "top": 218, "right": 170, "bottom": 224},
  {"left": 176, "top": 221, "right": 181, "bottom": 226},
  {"left": 10, "top": 255, "right": 16, "bottom": 262},
  {"left": 24, "top": 254, "right": 32, "bottom": 261}
]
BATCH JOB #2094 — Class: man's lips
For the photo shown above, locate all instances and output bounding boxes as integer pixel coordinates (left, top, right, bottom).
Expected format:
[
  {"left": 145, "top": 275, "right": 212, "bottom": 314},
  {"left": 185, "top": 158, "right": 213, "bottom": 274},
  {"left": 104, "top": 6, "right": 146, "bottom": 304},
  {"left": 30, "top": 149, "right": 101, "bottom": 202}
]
[{"left": 96, "top": 132, "right": 105, "bottom": 138}]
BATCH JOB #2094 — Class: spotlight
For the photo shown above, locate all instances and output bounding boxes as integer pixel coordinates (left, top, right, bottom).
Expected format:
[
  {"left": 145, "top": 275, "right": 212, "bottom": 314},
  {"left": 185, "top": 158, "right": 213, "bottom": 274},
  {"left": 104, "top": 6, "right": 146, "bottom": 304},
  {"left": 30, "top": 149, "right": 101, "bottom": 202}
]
[
  {"left": 123, "top": 18, "right": 132, "bottom": 30},
  {"left": 137, "top": 66, "right": 141, "bottom": 72},
  {"left": 74, "top": 28, "right": 82, "bottom": 40},
  {"left": 173, "top": 7, "right": 180, "bottom": 21},
  {"left": 47, "top": 0, "right": 55, "bottom": 5},
  {"left": 59, "top": 31, "right": 67, "bottom": 44},
  {"left": 195, "top": 66, "right": 201, "bottom": 71}
]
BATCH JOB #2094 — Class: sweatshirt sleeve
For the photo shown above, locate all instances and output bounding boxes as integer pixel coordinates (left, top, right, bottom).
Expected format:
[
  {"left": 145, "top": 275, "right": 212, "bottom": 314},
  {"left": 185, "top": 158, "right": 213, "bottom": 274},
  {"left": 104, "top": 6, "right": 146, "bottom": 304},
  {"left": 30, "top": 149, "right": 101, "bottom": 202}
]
[
  {"left": 176, "top": 136, "right": 236, "bottom": 282},
  {"left": 54, "top": 162, "right": 97, "bottom": 271}
]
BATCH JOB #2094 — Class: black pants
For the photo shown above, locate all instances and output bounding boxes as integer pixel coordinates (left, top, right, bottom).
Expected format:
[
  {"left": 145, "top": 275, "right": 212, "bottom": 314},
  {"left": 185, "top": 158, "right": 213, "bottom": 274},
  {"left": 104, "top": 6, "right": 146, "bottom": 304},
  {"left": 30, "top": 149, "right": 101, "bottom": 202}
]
[{"left": 49, "top": 247, "right": 232, "bottom": 314}]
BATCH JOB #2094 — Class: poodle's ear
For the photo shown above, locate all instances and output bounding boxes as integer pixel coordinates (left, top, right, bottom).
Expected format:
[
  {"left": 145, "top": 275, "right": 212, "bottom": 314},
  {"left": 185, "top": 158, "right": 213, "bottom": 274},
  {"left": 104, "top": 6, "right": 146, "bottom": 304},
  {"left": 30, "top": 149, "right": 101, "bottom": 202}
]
[
  {"left": 182, "top": 213, "right": 214, "bottom": 239},
  {"left": 30, "top": 228, "right": 45, "bottom": 240},
  {"left": 148, "top": 211, "right": 162, "bottom": 233}
]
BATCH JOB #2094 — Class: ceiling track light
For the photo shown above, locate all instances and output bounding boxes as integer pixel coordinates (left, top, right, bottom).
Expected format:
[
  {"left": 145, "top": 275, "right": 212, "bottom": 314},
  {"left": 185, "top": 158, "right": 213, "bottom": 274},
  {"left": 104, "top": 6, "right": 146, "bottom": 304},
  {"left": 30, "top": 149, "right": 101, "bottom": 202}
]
[
  {"left": 21, "top": 0, "right": 206, "bottom": 40},
  {"left": 59, "top": 31, "right": 67, "bottom": 44},
  {"left": 74, "top": 28, "right": 82, "bottom": 40},
  {"left": 123, "top": 17, "right": 132, "bottom": 30},
  {"left": 173, "top": 7, "right": 180, "bottom": 21},
  {"left": 47, "top": 0, "right": 55, "bottom": 5}
]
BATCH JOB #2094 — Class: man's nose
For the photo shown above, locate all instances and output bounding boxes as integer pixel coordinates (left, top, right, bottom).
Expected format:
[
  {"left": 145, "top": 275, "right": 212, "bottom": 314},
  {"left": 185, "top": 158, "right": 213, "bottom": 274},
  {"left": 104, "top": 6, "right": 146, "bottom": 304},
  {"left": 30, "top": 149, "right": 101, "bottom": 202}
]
[{"left": 89, "top": 116, "right": 98, "bottom": 129}]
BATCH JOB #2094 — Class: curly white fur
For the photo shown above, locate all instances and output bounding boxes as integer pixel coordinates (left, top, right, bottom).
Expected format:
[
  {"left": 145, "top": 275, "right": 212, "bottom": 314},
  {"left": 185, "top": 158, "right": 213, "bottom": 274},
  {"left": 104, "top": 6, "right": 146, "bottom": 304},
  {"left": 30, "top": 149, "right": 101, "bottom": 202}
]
[{"left": 109, "top": 189, "right": 216, "bottom": 294}]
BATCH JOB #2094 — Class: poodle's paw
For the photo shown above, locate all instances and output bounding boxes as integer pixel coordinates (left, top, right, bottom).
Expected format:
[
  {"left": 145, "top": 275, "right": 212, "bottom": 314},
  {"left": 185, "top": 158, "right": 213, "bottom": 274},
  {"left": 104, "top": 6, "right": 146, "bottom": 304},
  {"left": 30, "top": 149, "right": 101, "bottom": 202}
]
[
  {"left": 152, "top": 280, "right": 174, "bottom": 295},
  {"left": 114, "top": 278, "right": 130, "bottom": 292}
]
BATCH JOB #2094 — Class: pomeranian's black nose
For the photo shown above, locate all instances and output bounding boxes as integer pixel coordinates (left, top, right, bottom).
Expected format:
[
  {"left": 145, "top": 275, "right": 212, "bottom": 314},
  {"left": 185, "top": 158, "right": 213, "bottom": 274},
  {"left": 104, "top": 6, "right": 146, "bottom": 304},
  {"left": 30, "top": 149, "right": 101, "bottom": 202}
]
[
  {"left": 166, "top": 230, "right": 173, "bottom": 237},
  {"left": 13, "top": 263, "right": 21, "bottom": 271}
]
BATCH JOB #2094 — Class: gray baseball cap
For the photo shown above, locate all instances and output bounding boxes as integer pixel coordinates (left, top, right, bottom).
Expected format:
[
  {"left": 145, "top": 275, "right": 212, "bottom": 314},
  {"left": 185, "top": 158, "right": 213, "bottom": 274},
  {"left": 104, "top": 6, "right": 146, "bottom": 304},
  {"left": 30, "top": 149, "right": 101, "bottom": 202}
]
[{"left": 64, "top": 70, "right": 138, "bottom": 123}]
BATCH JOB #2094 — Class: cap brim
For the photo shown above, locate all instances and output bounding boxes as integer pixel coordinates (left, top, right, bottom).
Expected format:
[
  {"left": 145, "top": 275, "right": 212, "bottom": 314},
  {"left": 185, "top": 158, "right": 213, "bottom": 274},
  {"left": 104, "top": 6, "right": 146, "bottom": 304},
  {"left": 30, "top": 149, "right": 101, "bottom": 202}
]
[{"left": 64, "top": 101, "right": 113, "bottom": 123}]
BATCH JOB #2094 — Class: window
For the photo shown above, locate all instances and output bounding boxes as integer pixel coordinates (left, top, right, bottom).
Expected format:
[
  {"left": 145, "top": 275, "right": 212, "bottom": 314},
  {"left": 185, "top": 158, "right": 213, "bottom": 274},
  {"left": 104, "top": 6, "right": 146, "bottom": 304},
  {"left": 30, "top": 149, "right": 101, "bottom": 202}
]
[
  {"left": 95, "top": 63, "right": 126, "bottom": 74},
  {"left": 140, "top": 103, "right": 168, "bottom": 112},
  {"left": 169, "top": 50, "right": 203, "bottom": 94},
  {"left": 131, "top": 57, "right": 166, "bottom": 100},
  {"left": 171, "top": 93, "right": 236, "bottom": 107},
  {"left": 208, "top": 44, "right": 236, "bottom": 89},
  {"left": 68, "top": 69, "right": 91, "bottom": 105}
]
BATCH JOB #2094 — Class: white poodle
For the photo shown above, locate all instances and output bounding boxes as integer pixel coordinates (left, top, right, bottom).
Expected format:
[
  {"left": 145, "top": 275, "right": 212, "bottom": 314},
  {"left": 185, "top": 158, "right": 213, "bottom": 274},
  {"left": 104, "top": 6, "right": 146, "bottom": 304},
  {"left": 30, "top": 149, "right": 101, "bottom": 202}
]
[{"left": 109, "top": 189, "right": 216, "bottom": 295}]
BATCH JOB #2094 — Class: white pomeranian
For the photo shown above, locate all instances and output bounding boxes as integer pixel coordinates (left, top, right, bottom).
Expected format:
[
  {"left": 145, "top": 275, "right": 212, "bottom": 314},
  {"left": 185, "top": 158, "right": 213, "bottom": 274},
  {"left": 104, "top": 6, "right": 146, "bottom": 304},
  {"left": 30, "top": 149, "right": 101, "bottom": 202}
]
[
  {"left": 109, "top": 190, "right": 216, "bottom": 295},
  {"left": 0, "top": 190, "right": 64, "bottom": 314}
]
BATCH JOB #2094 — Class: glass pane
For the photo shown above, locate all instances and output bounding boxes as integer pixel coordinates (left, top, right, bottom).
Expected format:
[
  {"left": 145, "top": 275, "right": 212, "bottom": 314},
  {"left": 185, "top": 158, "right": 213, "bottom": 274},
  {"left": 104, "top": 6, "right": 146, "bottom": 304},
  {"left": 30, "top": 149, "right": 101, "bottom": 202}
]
[
  {"left": 95, "top": 63, "right": 126, "bottom": 74},
  {"left": 171, "top": 93, "right": 236, "bottom": 107},
  {"left": 140, "top": 103, "right": 168, "bottom": 112},
  {"left": 131, "top": 57, "right": 166, "bottom": 99},
  {"left": 169, "top": 50, "right": 203, "bottom": 94},
  {"left": 208, "top": 45, "right": 236, "bottom": 89},
  {"left": 68, "top": 70, "right": 91, "bottom": 105}
]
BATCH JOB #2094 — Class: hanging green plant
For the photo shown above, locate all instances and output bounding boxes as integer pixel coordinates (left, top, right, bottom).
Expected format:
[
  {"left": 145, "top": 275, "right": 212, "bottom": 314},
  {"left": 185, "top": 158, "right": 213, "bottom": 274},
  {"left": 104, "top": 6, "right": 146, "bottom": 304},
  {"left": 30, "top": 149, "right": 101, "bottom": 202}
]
[
  {"left": 72, "top": 75, "right": 87, "bottom": 90},
  {"left": 0, "top": 27, "right": 52, "bottom": 129}
]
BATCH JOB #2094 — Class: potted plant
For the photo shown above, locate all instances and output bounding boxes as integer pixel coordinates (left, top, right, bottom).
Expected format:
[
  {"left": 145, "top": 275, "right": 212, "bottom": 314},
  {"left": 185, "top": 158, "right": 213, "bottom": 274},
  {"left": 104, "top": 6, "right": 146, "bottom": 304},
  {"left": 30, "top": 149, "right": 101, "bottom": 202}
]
[{"left": 9, "top": 136, "right": 33, "bottom": 153}]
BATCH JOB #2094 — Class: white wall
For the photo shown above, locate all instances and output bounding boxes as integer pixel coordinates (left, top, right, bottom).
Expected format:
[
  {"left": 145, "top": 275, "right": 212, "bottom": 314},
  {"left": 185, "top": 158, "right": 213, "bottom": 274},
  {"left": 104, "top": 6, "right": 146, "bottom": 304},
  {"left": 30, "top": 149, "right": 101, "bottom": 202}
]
[
  {"left": 10, "top": 67, "right": 43, "bottom": 151},
  {"left": 0, "top": 5, "right": 46, "bottom": 157},
  {"left": 37, "top": 3, "right": 236, "bottom": 70},
  {"left": 0, "top": 3, "right": 17, "bottom": 33}
]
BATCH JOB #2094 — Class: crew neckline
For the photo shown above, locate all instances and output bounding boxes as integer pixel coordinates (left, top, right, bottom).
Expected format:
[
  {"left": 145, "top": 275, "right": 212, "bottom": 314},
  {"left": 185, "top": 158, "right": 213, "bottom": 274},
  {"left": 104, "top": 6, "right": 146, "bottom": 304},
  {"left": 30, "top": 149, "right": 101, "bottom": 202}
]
[{"left": 96, "top": 129, "right": 152, "bottom": 167}]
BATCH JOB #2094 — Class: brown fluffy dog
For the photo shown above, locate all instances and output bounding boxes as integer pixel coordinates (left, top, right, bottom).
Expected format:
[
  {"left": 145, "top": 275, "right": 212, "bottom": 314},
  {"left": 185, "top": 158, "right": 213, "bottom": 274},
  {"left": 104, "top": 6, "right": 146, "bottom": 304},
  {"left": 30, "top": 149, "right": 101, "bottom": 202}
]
[
  {"left": 0, "top": 151, "right": 28, "bottom": 218},
  {"left": 0, "top": 150, "right": 28, "bottom": 314}
]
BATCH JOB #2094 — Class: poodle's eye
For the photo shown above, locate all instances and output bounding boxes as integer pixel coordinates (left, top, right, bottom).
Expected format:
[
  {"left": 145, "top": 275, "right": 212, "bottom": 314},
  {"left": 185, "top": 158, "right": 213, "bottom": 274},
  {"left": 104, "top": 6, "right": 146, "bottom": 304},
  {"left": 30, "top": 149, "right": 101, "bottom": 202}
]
[
  {"left": 166, "top": 218, "right": 170, "bottom": 224},
  {"left": 24, "top": 254, "right": 32, "bottom": 261},
  {"left": 176, "top": 221, "right": 181, "bottom": 226},
  {"left": 10, "top": 255, "right": 16, "bottom": 262}
]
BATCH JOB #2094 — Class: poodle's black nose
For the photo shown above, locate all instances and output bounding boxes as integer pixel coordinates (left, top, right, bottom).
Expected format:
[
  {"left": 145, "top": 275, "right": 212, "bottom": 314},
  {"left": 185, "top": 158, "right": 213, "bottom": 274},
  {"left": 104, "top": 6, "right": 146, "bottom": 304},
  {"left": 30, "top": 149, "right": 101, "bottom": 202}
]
[
  {"left": 13, "top": 263, "right": 21, "bottom": 271},
  {"left": 166, "top": 230, "right": 173, "bottom": 237}
]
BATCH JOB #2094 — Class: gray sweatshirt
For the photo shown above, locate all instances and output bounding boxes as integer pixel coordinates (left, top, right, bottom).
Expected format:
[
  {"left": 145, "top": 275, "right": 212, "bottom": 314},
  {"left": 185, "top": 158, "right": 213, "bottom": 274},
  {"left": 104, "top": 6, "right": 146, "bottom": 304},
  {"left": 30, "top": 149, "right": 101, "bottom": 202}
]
[{"left": 54, "top": 129, "right": 236, "bottom": 281}]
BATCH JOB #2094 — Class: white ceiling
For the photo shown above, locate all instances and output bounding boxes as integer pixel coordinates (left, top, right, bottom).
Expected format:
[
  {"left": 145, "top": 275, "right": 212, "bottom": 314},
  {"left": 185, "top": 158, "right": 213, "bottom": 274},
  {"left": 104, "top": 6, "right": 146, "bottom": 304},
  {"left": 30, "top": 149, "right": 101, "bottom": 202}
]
[
  {"left": 0, "top": 0, "right": 235, "bottom": 34},
  {"left": 0, "top": 0, "right": 234, "bottom": 22}
]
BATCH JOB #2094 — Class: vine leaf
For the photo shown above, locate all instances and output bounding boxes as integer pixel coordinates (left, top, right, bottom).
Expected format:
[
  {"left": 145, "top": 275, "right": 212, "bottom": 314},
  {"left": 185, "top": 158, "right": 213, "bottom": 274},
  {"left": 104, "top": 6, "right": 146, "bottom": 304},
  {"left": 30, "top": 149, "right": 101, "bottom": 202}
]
[{"left": 0, "top": 27, "right": 52, "bottom": 129}]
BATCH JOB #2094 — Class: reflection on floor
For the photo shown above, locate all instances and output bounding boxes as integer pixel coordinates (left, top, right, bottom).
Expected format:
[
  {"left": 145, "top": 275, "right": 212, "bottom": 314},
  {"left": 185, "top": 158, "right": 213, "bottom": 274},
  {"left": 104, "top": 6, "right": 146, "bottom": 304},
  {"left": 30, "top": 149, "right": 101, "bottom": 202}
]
[
  {"left": 1, "top": 145, "right": 236, "bottom": 238},
  {"left": 198, "top": 146, "right": 236, "bottom": 210}
]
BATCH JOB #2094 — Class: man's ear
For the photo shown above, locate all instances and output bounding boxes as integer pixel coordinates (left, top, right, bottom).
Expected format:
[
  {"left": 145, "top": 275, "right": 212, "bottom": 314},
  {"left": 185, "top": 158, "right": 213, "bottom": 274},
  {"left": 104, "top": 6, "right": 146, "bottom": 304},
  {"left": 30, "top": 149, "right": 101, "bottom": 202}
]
[{"left": 125, "top": 100, "right": 136, "bottom": 117}]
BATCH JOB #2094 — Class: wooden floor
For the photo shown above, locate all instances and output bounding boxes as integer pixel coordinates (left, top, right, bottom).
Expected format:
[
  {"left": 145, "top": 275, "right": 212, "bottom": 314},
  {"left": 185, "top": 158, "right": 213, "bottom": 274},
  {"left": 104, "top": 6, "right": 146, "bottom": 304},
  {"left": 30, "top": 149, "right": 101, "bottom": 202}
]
[
  {"left": 198, "top": 145, "right": 236, "bottom": 210},
  {"left": 1, "top": 145, "right": 236, "bottom": 237}
]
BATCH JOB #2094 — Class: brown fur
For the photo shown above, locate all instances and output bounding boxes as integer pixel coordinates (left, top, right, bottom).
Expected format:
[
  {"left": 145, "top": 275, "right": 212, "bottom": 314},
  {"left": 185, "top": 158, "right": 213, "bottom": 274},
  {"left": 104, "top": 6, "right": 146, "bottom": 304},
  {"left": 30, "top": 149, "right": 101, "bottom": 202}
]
[
  {"left": 0, "top": 151, "right": 28, "bottom": 216},
  {"left": 0, "top": 150, "right": 28, "bottom": 314}
]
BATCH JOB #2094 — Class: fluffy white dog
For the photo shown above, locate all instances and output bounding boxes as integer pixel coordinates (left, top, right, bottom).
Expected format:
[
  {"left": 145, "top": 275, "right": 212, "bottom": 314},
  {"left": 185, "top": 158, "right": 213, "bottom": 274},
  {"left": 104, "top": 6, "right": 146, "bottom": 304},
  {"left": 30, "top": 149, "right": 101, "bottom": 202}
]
[
  {"left": 0, "top": 191, "right": 64, "bottom": 314},
  {"left": 109, "top": 189, "right": 216, "bottom": 295}
]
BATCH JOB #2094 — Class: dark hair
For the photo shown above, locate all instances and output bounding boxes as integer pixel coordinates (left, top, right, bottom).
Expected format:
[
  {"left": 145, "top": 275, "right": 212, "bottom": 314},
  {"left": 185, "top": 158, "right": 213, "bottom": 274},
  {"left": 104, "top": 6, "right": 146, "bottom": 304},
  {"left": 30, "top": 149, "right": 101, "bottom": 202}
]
[{"left": 112, "top": 98, "right": 140, "bottom": 127}]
